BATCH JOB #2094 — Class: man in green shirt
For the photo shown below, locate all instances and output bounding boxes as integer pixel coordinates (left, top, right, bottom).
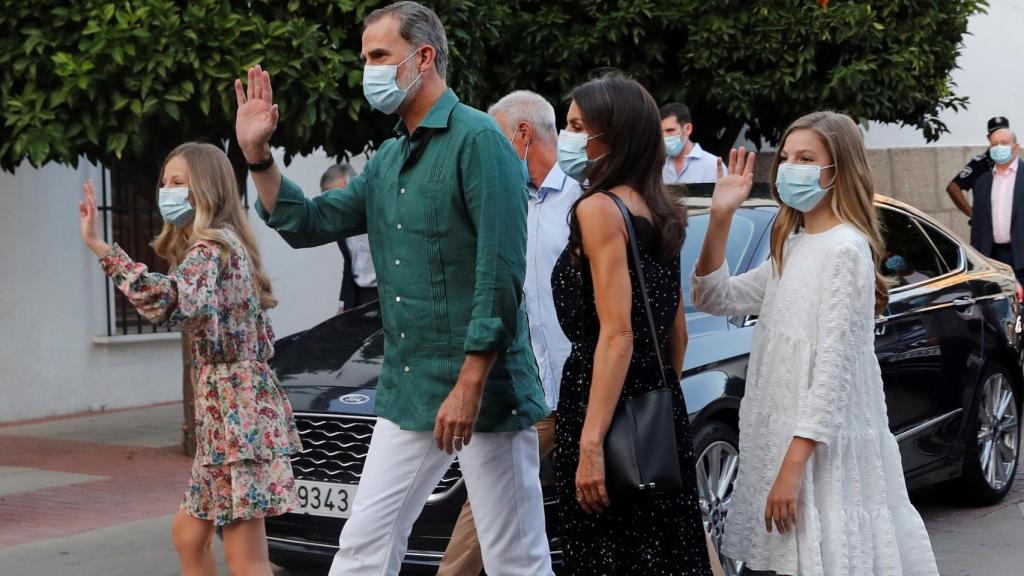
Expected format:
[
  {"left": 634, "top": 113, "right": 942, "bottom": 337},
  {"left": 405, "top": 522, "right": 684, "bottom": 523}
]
[{"left": 233, "top": 2, "right": 553, "bottom": 575}]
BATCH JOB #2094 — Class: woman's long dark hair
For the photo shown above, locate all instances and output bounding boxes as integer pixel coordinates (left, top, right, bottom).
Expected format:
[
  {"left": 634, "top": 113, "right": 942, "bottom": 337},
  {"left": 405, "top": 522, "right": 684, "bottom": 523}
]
[{"left": 567, "top": 73, "right": 687, "bottom": 263}]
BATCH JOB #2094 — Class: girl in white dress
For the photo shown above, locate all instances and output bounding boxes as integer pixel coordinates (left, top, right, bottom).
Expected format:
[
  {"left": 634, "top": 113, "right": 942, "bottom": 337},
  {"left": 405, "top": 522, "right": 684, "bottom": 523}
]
[{"left": 691, "top": 111, "right": 939, "bottom": 576}]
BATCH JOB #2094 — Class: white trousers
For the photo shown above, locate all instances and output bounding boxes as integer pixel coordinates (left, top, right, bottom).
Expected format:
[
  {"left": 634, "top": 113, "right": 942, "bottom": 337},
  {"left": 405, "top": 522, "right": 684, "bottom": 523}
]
[{"left": 328, "top": 417, "right": 554, "bottom": 576}]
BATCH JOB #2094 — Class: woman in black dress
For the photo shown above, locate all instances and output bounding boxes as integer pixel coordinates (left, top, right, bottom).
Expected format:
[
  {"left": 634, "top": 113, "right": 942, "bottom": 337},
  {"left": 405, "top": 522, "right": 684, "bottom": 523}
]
[{"left": 551, "top": 74, "right": 712, "bottom": 575}]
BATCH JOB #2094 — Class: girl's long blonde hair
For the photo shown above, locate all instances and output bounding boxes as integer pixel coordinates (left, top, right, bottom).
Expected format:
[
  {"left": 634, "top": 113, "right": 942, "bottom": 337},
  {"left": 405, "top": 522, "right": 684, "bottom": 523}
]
[
  {"left": 768, "top": 111, "right": 889, "bottom": 314},
  {"left": 152, "top": 142, "right": 277, "bottom": 310}
]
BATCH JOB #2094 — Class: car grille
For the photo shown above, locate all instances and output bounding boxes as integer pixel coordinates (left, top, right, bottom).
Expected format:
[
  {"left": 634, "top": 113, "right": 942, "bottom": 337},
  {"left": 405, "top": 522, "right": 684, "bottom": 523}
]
[{"left": 292, "top": 413, "right": 463, "bottom": 497}]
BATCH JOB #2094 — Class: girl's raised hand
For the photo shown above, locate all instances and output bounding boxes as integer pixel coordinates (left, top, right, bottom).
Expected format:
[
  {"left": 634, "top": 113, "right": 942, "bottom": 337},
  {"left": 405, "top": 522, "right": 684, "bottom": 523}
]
[
  {"left": 711, "top": 147, "right": 757, "bottom": 216},
  {"left": 79, "top": 180, "right": 110, "bottom": 256}
]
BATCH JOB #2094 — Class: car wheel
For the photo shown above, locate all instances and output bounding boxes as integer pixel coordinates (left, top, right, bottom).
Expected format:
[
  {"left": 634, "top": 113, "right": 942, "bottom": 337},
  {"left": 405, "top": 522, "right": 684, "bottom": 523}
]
[
  {"left": 693, "top": 419, "right": 744, "bottom": 576},
  {"left": 953, "top": 365, "right": 1021, "bottom": 505}
]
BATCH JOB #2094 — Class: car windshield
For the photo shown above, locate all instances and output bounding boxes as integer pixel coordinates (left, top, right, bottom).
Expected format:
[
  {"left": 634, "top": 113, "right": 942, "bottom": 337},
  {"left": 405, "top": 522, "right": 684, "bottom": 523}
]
[{"left": 681, "top": 213, "right": 758, "bottom": 313}]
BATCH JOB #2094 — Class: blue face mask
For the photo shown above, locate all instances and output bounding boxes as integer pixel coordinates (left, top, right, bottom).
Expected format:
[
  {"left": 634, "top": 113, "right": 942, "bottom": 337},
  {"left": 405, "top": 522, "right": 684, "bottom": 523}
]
[
  {"left": 557, "top": 130, "right": 602, "bottom": 181},
  {"left": 775, "top": 163, "right": 835, "bottom": 213},
  {"left": 991, "top": 144, "right": 1014, "bottom": 165},
  {"left": 159, "top": 186, "right": 195, "bottom": 227},
  {"left": 362, "top": 49, "right": 423, "bottom": 114},
  {"left": 664, "top": 135, "right": 684, "bottom": 158}
]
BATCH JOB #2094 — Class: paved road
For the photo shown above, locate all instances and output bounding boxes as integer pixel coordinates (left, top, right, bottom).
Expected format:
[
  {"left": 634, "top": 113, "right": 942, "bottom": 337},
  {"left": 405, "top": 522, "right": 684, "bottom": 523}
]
[{"left": 1, "top": 403, "right": 1021, "bottom": 575}]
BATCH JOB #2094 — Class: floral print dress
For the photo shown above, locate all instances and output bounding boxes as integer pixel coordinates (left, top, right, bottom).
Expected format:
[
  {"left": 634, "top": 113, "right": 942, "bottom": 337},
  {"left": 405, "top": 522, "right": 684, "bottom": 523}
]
[{"left": 100, "top": 228, "right": 302, "bottom": 525}]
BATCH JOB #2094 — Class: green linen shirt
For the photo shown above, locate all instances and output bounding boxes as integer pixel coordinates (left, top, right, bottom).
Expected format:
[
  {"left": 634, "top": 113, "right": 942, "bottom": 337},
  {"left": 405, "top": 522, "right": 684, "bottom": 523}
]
[{"left": 256, "top": 89, "right": 549, "bottom": 432}]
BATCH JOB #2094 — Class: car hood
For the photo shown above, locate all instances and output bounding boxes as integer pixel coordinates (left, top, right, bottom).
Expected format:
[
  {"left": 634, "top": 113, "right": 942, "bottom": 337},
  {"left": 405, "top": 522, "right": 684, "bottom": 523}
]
[
  {"left": 271, "top": 301, "right": 749, "bottom": 415},
  {"left": 270, "top": 303, "right": 384, "bottom": 416}
]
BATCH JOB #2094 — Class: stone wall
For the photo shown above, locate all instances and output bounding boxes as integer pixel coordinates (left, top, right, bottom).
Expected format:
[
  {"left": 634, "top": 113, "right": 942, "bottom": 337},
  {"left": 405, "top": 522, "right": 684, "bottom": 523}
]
[
  {"left": 750, "top": 146, "right": 984, "bottom": 243},
  {"left": 866, "top": 146, "right": 984, "bottom": 243}
]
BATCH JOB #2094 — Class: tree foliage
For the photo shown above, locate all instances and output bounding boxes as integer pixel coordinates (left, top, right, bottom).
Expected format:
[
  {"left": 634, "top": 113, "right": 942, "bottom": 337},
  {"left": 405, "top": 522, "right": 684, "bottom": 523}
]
[
  {"left": 0, "top": 0, "right": 987, "bottom": 172},
  {"left": 482, "top": 0, "right": 987, "bottom": 156}
]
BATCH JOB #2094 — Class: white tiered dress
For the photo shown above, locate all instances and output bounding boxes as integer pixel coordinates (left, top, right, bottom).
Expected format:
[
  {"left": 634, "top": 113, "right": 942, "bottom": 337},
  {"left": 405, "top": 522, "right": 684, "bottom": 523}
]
[{"left": 691, "top": 223, "right": 938, "bottom": 576}]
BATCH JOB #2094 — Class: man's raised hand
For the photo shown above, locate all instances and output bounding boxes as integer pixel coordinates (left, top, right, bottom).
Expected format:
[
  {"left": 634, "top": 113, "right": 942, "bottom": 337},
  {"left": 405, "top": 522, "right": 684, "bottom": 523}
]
[{"left": 234, "top": 65, "right": 279, "bottom": 163}]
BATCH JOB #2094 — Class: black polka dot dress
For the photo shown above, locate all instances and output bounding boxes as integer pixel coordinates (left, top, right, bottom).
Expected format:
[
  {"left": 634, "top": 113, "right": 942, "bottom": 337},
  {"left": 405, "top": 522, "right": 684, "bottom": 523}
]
[{"left": 551, "top": 212, "right": 712, "bottom": 576}]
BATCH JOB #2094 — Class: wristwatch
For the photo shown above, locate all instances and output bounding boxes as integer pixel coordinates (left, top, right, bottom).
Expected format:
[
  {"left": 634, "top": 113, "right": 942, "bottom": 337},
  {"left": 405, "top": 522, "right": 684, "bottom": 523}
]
[{"left": 247, "top": 155, "right": 275, "bottom": 173}]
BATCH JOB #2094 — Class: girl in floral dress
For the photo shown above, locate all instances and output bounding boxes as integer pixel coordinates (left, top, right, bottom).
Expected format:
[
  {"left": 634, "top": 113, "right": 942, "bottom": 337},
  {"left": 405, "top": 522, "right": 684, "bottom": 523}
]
[{"left": 78, "top": 142, "right": 302, "bottom": 576}]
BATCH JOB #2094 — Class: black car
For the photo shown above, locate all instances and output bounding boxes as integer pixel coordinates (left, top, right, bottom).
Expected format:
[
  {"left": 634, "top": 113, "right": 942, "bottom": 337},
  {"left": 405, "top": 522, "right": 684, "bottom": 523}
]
[{"left": 265, "top": 195, "right": 1022, "bottom": 575}]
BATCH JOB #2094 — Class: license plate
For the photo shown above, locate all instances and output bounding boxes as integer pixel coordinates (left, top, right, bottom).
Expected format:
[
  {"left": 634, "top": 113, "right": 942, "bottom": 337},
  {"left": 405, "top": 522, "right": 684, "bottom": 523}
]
[{"left": 294, "top": 480, "right": 357, "bottom": 518}]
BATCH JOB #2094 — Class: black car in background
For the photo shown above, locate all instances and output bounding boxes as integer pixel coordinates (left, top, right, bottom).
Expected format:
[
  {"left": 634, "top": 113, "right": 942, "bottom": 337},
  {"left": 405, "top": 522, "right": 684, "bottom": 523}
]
[{"left": 265, "top": 195, "right": 1022, "bottom": 575}]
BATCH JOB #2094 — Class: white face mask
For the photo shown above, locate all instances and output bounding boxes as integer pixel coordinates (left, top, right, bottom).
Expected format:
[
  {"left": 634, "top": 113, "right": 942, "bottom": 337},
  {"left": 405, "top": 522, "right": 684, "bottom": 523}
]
[{"left": 362, "top": 49, "right": 424, "bottom": 114}]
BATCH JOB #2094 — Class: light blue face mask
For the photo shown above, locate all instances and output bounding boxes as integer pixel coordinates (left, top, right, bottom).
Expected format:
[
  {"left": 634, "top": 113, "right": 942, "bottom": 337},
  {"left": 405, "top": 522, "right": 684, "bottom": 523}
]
[
  {"left": 158, "top": 186, "right": 195, "bottom": 227},
  {"left": 557, "top": 130, "right": 602, "bottom": 181},
  {"left": 775, "top": 163, "right": 835, "bottom": 213},
  {"left": 362, "top": 49, "right": 423, "bottom": 114},
  {"left": 664, "top": 134, "right": 684, "bottom": 158},
  {"left": 991, "top": 144, "right": 1014, "bottom": 165}
]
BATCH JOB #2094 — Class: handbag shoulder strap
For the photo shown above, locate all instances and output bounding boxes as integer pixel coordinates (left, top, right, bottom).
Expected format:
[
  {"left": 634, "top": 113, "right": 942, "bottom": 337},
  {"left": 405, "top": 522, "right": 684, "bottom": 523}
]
[{"left": 597, "top": 190, "right": 671, "bottom": 390}]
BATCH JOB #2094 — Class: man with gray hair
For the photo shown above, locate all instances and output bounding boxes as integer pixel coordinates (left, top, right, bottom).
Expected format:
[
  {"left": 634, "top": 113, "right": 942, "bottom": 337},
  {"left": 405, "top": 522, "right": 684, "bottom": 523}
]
[
  {"left": 437, "top": 90, "right": 580, "bottom": 575},
  {"left": 233, "top": 2, "right": 553, "bottom": 575},
  {"left": 970, "top": 127, "right": 1024, "bottom": 285}
]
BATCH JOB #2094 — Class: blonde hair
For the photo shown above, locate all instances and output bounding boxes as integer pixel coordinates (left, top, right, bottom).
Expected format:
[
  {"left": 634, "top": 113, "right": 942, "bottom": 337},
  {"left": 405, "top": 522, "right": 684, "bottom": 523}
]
[
  {"left": 768, "top": 111, "right": 889, "bottom": 314},
  {"left": 152, "top": 142, "right": 277, "bottom": 310}
]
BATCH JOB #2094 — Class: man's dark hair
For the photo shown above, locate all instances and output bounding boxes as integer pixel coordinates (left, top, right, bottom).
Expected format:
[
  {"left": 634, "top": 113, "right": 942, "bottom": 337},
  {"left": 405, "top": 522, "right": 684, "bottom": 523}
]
[
  {"left": 660, "top": 102, "right": 692, "bottom": 125},
  {"left": 320, "top": 163, "right": 357, "bottom": 191},
  {"left": 365, "top": 1, "right": 449, "bottom": 79}
]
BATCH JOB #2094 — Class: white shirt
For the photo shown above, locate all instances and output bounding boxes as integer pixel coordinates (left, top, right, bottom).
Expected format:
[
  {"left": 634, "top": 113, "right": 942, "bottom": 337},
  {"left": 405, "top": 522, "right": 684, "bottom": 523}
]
[
  {"left": 525, "top": 164, "right": 581, "bottom": 411},
  {"left": 662, "top": 142, "right": 721, "bottom": 184},
  {"left": 345, "top": 234, "right": 377, "bottom": 287},
  {"left": 991, "top": 160, "right": 1018, "bottom": 245}
]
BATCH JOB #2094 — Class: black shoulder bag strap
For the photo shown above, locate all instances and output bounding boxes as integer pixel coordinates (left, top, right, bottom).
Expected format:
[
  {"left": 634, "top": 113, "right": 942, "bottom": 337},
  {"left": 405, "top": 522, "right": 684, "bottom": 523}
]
[{"left": 598, "top": 190, "right": 671, "bottom": 390}]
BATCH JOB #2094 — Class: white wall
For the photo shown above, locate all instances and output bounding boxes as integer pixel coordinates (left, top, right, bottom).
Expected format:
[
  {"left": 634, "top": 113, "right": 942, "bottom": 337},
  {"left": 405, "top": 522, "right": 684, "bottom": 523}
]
[
  {"left": 0, "top": 149, "right": 357, "bottom": 422},
  {"left": 0, "top": 160, "right": 183, "bottom": 422},
  {"left": 863, "top": 0, "right": 1024, "bottom": 148}
]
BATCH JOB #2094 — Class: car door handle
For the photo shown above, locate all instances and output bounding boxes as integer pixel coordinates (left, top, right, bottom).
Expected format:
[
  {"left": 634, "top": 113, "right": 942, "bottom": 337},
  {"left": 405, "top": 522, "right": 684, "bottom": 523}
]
[{"left": 952, "top": 296, "right": 975, "bottom": 309}]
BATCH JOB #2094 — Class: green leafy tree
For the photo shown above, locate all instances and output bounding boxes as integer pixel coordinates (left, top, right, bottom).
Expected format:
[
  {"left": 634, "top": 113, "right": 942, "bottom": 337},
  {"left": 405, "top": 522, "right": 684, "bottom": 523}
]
[
  {"left": 480, "top": 0, "right": 987, "bottom": 157},
  {"left": 0, "top": 0, "right": 513, "bottom": 173},
  {"left": 1, "top": 0, "right": 987, "bottom": 170}
]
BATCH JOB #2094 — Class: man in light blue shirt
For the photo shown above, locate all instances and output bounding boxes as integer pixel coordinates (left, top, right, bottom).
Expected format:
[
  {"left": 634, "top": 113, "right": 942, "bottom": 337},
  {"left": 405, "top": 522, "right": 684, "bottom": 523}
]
[
  {"left": 437, "top": 89, "right": 580, "bottom": 575},
  {"left": 661, "top": 102, "right": 723, "bottom": 184}
]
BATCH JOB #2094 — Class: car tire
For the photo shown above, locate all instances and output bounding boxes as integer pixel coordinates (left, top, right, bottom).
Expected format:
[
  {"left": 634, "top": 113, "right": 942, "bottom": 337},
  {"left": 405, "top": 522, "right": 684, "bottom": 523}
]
[
  {"left": 693, "top": 419, "right": 743, "bottom": 576},
  {"left": 951, "top": 364, "right": 1021, "bottom": 506}
]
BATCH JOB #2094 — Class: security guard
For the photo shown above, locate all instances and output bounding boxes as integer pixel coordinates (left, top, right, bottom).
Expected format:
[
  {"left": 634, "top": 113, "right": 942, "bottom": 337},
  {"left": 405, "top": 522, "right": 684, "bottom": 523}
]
[{"left": 946, "top": 116, "right": 1011, "bottom": 218}]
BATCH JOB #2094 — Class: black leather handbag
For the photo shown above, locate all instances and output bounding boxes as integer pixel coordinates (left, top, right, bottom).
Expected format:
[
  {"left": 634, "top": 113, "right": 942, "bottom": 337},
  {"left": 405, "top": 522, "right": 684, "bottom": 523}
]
[{"left": 600, "top": 191, "right": 684, "bottom": 500}]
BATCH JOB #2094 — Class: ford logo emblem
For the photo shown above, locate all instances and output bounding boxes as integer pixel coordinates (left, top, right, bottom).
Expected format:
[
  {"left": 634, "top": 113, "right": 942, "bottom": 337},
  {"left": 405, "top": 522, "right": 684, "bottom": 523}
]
[{"left": 339, "top": 393, "right": 370, "bottom": 405}]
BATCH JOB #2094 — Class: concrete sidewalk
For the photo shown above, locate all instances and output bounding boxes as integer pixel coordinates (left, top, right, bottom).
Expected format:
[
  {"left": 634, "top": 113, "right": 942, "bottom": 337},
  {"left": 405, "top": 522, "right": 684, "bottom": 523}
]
[{"left": 0, "top": 403, "right": 1021, "bottom": 575}]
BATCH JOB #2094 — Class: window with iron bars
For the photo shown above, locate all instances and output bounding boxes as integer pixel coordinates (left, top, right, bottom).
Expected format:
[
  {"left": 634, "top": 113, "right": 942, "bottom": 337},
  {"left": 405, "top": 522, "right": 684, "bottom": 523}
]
[{"left": 95, "top": 165, "right": 248, "bottom": 336}]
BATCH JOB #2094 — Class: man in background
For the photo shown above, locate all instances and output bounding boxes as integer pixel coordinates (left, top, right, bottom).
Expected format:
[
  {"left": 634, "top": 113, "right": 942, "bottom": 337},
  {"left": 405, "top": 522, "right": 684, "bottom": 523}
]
[
  {"left": 661, "top": 102, "right": 722, "bottom": 184},
  {"left": 320, "top": 163, "right": 377, "bottom": 314},
  {"left": 946, "top": 116, "right": 1011, "bottom": 219}
]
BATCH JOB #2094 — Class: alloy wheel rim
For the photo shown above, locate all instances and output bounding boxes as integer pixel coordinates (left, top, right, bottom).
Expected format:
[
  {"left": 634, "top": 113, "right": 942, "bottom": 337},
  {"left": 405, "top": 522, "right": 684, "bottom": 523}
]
[
  {"left": 696, "top": 439, "right": 743, "bottom": 576},
  {"left": 977, "top": 373, "right": 1020, "bottom": 491}
]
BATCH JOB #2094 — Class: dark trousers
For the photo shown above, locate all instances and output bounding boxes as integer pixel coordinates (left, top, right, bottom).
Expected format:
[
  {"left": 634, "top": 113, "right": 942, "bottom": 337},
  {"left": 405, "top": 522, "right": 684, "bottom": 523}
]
[
  {"left": 990, "top": 243, "right": 1024, "bottom": 285},
  {"left": 352, "top": 286, "right": 379, "bottom": 307}
]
